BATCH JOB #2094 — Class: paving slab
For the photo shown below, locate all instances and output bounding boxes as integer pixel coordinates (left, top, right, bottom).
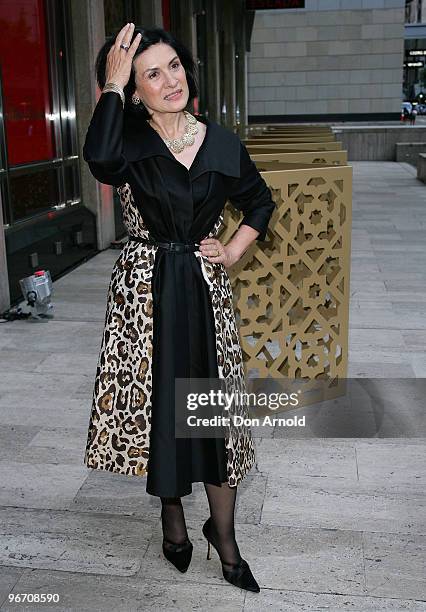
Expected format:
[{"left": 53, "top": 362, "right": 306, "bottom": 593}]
[
  {"left": 0, "top": 507, "right": 153, "bottom": 577},
  {"left": 0, "top": 569, "right": 245, "bottom": 612}
]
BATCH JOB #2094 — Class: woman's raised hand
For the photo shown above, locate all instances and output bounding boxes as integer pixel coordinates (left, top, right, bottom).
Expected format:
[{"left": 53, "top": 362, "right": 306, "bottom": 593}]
[{"left": 105, "top": 23, "right": 142, "bottom": 90}]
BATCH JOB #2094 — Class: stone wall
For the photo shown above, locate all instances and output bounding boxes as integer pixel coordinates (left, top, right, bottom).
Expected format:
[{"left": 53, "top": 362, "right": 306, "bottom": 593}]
[
  {"left": 396, "top": 142, "right": 426, "bottom": 166},
  {"left": 248, "top": 0, "right": 405, "bottom": 120},
  {"left": 334, "top": 126, "right": 426, "bottom": 160}
]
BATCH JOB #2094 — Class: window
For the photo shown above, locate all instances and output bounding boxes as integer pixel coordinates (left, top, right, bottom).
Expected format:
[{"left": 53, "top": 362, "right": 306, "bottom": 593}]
[{"left": 0, "top": 0, "right": 80, "bottom": 225}]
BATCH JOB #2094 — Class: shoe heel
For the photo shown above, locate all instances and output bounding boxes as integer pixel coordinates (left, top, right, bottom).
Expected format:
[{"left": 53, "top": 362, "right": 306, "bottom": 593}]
[{"left": 206, "top": 539, "right": 211, "bottom": 560}]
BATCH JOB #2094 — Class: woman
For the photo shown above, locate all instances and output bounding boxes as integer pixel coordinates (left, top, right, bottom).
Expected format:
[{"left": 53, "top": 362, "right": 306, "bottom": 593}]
[{"left": 83, "top": 23, "right": 275, "bottom": 593}]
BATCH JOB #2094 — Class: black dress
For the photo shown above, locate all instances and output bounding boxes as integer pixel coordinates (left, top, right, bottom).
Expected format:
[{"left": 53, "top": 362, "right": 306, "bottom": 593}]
[{"left": 82, "top": 91, "right": 275, "bottom": 497}]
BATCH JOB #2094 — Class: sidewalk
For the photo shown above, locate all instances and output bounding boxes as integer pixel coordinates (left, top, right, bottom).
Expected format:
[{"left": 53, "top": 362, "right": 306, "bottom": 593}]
[{"left": 0, "top": 162, "right": 425, "bottom": 611}]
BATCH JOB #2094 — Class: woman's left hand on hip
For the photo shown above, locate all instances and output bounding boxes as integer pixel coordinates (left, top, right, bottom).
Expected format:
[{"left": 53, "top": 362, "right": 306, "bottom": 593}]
[{"left": 199, "top": 238, "right": 238, "bottom": 269}]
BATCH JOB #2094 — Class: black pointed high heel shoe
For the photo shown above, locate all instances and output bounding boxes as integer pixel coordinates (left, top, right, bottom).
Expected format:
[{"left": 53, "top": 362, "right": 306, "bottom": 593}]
[
  {"left": 160, "top": 507, "right": 193, "bottom": 573},
  {"left": 202, "top": 517, "right": 260, "bottom": 593},
  {"left": 162, "top": 537, "right": 193, "bottom": 573}
]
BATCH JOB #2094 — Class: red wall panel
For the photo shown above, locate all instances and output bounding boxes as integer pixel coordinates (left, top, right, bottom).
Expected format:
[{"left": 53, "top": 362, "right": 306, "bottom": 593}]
[{"left": 0, "top": 0, "right": 56, "bottom": 166}]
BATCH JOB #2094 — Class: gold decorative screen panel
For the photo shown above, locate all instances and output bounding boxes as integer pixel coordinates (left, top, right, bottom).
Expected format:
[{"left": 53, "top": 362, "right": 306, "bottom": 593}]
[
  {"left": 251, "top": 151, "right": 348, "bottom": 166},
  {"left": 244, "top": 136, "right": 338, "bottom": 143},
  {"left": 221, "top": 166, "right": 353, "bottom": 381},
  {"left": 246, "top": 142, "right": 343, "bottom": 154}
]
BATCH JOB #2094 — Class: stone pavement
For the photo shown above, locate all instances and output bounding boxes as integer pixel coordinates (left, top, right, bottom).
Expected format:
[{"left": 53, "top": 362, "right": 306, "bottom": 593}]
[{"left": 0, "top": 162, "right": 425, "bottom": 611}]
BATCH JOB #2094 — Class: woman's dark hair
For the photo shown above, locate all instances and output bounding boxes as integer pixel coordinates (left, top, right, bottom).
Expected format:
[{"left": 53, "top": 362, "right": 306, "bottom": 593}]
[{"left": 95, "top": 26, "right": 198, "bottom": 120}]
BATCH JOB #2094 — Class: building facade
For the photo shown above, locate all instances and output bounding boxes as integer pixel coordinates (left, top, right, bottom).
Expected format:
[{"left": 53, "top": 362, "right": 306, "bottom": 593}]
[
  {"left": 404, "top": 0, "right": 426, "bottom": 100},
  {"left": 0, "top": 0, "right": 414, "bottom": 312},
  {"left": 247, "top": 0, "right": 405, "bottom": 122},
  {"left": 0, "top": 0, "right": 250, "bottom": 311}
]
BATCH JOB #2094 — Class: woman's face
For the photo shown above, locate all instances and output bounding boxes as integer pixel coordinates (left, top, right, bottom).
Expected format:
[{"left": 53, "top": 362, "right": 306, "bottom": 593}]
[{"left": 133, "top": 42, "right": 189, "bottom": 114}]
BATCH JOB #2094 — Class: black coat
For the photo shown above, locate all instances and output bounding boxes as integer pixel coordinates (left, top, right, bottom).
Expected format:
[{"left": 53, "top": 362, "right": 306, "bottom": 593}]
[{"left": 82, "top": 91, "right": 276, "bottom": 496}]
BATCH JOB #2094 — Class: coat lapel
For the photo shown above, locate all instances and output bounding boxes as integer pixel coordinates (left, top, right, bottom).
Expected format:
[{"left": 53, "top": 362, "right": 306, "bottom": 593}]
[{"left": 122, "top": 112, "right": 241, "bottom": 181}]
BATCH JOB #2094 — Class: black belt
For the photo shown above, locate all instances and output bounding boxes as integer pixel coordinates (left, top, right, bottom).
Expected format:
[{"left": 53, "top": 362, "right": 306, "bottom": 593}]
[{"left": 127, "top": 234, "right": 200, "bottom": 253}]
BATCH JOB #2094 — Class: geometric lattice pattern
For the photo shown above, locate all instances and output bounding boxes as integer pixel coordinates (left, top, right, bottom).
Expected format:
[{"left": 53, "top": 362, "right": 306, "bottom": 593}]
[{"left": 218, "top": 165, "right": 353, "bottom": 382}]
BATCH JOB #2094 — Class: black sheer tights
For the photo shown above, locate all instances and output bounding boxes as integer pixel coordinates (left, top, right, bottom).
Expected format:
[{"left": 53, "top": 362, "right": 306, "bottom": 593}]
[
  {"left": 160, "top": 483, "right": 242, "bottom": 568},
  {"left": 203, "top": 482, "right": 242, "bottom": 569},
  {"left": 160, "top": 497, "right": 189, "bottom": 551}
]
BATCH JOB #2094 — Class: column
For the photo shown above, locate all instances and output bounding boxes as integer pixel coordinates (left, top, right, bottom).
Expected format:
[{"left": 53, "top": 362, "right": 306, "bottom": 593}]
[
  {"left": 0, "top": 193, "right": 9, "bottom": 312},
  {"left": 70, "top": 0, "right": 115, "bottom": 250},
  {"left": 221, "top": 0, "right": 236, "bottom": 131},
  {"left": 205, "top": 0, "right": 220, "bottom": 122},
  {"left": 235, "top": 0, "right": 248, "bottom": 137},
  {"left": 135, "top": 0, "right": 163, "bottom": 27}
]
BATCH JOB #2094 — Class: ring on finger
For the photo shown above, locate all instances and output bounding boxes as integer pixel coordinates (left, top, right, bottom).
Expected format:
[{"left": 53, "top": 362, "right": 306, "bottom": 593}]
[{"left": 120, "top": 43, "right": 129, "bottom": 51}]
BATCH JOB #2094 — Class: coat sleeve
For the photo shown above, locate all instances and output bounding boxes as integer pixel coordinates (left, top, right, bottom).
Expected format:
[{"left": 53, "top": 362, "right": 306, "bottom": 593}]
[
  {"left": 227, "top": 140, "right": 276, "bottom": 241},
  {"left": 82, "top": 91, "right": 129, "bottom": 187}
]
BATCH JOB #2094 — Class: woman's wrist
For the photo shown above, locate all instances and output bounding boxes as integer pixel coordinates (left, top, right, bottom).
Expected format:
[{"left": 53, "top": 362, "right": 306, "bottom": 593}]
[
  {"left": 223, "top": 243, "right": 244, "bottom": 267},
  {"left": 225, "top": 225, "right": 259, "bottom": 263},
  {"left": 102, "top": 82, "right": 125, "bottom": 107}
]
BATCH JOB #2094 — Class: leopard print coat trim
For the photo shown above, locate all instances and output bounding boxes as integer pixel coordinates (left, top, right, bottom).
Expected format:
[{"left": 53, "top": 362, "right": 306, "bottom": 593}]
[{"left": 83, "top": 182, "right": 255, "bottom": 487}]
